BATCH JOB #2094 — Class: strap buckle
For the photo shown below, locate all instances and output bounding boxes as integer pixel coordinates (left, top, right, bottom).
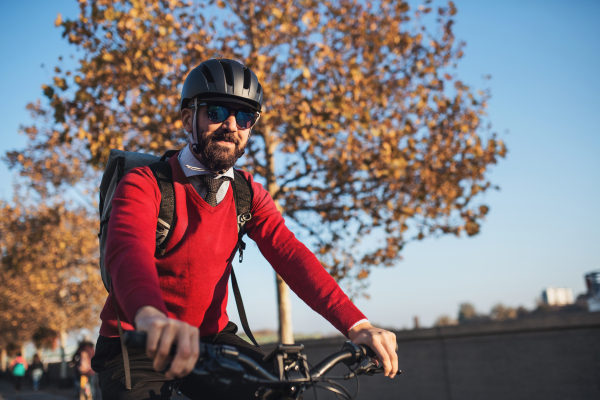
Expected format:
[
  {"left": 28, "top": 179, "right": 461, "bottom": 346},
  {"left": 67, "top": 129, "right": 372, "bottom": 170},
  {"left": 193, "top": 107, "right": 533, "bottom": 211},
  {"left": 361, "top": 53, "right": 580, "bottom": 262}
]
[
  {"left": 237, "top": 212, "right": 252, "bottom": 226},
  {"left": 156, "top": 218, "right": 170, "bottom": 246}
]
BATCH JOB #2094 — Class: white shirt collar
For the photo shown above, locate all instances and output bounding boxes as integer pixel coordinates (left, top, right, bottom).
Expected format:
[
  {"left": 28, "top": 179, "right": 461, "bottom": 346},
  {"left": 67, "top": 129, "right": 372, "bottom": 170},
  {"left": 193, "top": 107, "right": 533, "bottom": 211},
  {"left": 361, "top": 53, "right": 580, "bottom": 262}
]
[{"left": 178, "top": 144, "right": 235, "bottom": 179}]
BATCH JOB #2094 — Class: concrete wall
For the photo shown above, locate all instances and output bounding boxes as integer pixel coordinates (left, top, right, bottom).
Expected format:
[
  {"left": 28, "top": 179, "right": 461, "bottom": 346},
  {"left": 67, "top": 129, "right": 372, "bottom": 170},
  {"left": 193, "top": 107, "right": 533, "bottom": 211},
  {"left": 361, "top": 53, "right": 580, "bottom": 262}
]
[
  {"left": 295, "top": 312, "right": 600, "bottom": 400},
  {"left": 24, "top": 313, "right": 600, "bottom": 398}
]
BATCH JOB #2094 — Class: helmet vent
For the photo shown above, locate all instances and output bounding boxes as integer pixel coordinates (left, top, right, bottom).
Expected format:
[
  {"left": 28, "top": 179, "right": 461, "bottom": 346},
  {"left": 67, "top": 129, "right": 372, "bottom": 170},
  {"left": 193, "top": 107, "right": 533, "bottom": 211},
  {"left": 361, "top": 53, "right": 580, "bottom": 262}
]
[
  {"left": 200, "top": 65, "right": 215, "bottom": 83},
  {"left": 243, "top": 67, "right": 251, "bottom": 90},
  {"left": 219, "top": 60, "right": 234, "bottom": 87},
  {"left": 257, "top": 83, "right": 262, "bottom": 94}
]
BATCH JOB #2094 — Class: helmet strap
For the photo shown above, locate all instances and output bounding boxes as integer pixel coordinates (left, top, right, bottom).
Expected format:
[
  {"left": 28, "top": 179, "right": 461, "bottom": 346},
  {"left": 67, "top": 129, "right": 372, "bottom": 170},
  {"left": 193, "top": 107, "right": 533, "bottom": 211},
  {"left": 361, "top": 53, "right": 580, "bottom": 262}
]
[{"left": 191, "top": 97, "right": 200, "bottom": 154}]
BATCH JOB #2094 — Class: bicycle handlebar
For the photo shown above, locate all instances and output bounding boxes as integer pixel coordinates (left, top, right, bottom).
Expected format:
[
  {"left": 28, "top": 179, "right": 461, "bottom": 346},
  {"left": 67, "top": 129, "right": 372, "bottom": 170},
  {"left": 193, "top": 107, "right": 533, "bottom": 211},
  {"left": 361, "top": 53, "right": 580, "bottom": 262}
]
[{"left": 123, "top": 330, "right": 391, "bottom": 378}]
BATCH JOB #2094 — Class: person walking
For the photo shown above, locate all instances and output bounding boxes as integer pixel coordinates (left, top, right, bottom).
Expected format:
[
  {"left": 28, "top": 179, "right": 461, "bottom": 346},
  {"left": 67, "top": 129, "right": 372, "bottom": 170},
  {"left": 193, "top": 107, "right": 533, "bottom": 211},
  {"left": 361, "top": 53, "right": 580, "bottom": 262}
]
[
  {"left": 9, "top": 352, "right": 28, "bottom": 393},
  {"left": 91, "top": 58, "right": 398, "bottom": 400},
  {"left": 72, "top": 341, "right": 96, "bottom": 400},
  {"left": 28, "top": 353, "right": 44, "bottom": 391}
]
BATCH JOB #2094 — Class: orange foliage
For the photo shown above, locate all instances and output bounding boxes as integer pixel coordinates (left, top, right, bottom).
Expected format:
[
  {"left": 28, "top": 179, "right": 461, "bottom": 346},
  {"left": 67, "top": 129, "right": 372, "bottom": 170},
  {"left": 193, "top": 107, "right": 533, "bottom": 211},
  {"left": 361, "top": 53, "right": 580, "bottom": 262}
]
[
  {"left": 0, "top": 199, "right": 103, "bottom": 347},
  {"left": 4, "top": 0, "right": 505, "bottom": 294}
]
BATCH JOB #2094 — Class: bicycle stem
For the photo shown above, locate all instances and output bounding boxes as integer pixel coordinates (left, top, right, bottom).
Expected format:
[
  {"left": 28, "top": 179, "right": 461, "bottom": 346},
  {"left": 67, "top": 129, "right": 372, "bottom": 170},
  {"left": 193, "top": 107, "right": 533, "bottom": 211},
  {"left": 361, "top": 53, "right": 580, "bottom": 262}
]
[{"left": 236, "top": 353, "right": 278, "bottom": 382}]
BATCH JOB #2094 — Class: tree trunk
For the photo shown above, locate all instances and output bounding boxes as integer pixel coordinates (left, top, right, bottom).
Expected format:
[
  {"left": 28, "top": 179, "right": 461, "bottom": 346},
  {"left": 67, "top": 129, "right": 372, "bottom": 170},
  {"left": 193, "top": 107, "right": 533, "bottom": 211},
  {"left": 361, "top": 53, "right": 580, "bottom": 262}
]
[
  {"left": 276, "top": 273, "right": 294, "bottom": 344},
  {"left": 263, "top": 127, "right": 294, "bottom": 344},
  {"left": 0, "top": 348, "right": 6, "bottom": 372},
  {"left": 59, "top": 329, "right": 68, "bottom": 379}
]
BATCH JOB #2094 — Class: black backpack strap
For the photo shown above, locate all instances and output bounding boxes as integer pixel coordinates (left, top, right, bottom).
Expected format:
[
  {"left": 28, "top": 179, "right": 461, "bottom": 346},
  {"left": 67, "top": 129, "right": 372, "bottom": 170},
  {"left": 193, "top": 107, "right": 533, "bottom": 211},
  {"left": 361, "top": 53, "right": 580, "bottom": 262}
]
[
  {"left": 232, "top": 169, "right": 253, "bottom": 262},
  {"left": 149, "top": 151, "right": 178, "bottom": 256},
  {"left": 230, "top": 169, "right": 259, "bottom": 349},
  {"left": 160, "top": 150, "right": 179, "bottom": 162},
  {"left": 230, "top": 268, "right": 260, "bottom": 349},
  {"left": 110, "top": 280, "right": 132, "bottom": 390},
  {"left": 113, "top": 150, "right": 178, "bottom": 391},
  {"left": 98, "top": 156, "right": 126, "bottom": 239}
]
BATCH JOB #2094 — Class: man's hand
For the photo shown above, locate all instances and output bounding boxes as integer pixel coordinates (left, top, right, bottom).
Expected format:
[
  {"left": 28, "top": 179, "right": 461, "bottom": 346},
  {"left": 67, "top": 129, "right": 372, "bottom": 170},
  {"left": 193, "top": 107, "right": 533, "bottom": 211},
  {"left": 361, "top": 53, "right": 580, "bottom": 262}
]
[
  {"left": 348, "top": 322, "right": 398, "bottom": 378},
  {"left": 134, "top": 306, "right": 200, "bottom": 379}
]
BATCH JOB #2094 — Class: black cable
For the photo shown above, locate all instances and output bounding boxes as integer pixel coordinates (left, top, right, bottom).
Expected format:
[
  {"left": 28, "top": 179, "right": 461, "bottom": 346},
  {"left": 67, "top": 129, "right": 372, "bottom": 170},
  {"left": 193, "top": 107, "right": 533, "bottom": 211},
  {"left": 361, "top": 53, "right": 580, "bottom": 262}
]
[
  {"left": 313, "top": 383, "right": 351, "bottom": 400},
  {"left": 306, "top": 358, "right": 352, "bottom": 399},
  {"left": 306, "top": 358, "right": 319, "bottom": 400},
  {"left": 346, "top": 363, "right": 361, "bottom": 400},
  {"left": 352, "top": 365, "right": 360, "bottom": 400},
  {"left": 322, "top": 378, "right": 353, "bottom": 400},
  {"left": 312, "top": 374, "right": 354, "bottom": 380},
  {"left": 319, "top": 365, "right": 361, "bottom": 399},
  {"left": 304, "top": 354, "right": 362, "bottom": 400}
]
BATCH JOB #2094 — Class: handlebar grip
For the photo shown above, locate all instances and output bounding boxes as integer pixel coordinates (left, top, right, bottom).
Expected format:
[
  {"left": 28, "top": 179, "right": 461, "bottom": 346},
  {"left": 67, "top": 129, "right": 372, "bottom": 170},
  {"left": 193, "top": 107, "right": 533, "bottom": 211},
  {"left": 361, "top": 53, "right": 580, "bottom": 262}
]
[
  {"left": 359, "top": 344, "right": 377, "bottom": 358},
  {"left": 123, "top": 331, "right": 180, "bottom": 358},
  {"left": 123, "top": 331, "right": 148, "bottom": 350},
  {"left": 359, "top": 342, "right": 399, "bottom": 358}
]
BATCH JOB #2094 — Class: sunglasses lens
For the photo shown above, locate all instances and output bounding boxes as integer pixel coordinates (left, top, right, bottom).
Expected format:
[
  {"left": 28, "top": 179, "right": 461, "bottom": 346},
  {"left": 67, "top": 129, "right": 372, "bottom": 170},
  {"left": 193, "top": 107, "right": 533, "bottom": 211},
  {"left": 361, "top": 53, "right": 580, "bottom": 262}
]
[
  {"left": 206, "top": 104, "right": 257, "bottom": 129},
  {"left": 236, "top": 111, "right": 257, "bottom": 129},
  {"left": 207, "top": 105, "right": 229, "bottom": 123}
]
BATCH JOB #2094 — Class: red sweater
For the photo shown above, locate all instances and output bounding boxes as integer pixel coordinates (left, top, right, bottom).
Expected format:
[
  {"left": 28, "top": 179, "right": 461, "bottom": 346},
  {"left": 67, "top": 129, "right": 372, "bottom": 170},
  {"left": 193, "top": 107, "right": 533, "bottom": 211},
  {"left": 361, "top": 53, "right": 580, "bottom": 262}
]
[{"left": 99, "top": 154, "right": 366, "bottom": 338}]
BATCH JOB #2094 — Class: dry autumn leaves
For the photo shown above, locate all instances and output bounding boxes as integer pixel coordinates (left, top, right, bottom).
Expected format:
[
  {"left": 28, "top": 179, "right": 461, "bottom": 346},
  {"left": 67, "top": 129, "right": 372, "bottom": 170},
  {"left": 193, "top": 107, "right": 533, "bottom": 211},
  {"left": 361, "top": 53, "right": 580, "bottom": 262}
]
[
  {"left": 0, "top": 200, "right": 103, "bottom": 349},
  {"left": 2, "top": 0, "right": 505, "bottom": 345}
]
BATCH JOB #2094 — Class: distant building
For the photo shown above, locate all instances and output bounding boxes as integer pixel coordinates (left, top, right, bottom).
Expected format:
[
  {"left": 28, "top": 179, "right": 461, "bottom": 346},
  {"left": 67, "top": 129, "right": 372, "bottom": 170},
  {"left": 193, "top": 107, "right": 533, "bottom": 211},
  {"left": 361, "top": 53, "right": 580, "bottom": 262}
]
[
  {"left": 542, "top": 287, "right": 573, "bottom": 306},
  {"left": 585, "top": 271, "right": 600, "bottom": 312}
]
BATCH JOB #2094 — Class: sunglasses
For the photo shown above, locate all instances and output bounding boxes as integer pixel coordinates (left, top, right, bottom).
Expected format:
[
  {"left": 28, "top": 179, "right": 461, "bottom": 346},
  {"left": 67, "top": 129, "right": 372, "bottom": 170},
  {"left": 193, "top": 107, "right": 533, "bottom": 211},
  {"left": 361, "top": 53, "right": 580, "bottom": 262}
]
[{"left": 192, "top": 102, "right": 260, "bottom": 130}]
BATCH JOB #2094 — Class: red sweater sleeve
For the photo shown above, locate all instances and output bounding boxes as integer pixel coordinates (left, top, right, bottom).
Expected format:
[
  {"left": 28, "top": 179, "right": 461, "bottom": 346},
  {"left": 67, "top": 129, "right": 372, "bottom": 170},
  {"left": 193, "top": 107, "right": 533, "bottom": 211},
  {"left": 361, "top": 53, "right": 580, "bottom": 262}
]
[
  {"left": 105, "top": 166, "right": 169, "bottom": 322},
  {"left": 242, "top": 172, "right": 367, "bottom": 336}
]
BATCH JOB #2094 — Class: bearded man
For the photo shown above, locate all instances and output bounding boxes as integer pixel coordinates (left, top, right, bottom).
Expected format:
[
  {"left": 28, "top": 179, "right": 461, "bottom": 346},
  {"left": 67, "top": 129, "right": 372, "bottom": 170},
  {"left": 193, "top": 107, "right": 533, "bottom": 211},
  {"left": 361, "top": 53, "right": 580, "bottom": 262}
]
[{"left": 91, "top": 59, "right": 398, "bottom": 400}]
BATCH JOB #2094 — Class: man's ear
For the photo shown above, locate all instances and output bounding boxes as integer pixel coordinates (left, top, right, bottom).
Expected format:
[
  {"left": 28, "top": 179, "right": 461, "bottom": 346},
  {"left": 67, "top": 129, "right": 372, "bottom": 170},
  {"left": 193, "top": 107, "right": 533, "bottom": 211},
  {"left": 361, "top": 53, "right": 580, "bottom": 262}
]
[{"left": 181, "top": 108, "right": 193, "bottom": 133}]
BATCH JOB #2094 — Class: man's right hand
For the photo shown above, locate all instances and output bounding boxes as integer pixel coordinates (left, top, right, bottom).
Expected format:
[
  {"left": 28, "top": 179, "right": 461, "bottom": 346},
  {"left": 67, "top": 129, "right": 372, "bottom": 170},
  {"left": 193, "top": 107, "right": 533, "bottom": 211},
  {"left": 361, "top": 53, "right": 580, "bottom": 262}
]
[{"left": 134, "top": 306, "right": 200, "bottom": 379}]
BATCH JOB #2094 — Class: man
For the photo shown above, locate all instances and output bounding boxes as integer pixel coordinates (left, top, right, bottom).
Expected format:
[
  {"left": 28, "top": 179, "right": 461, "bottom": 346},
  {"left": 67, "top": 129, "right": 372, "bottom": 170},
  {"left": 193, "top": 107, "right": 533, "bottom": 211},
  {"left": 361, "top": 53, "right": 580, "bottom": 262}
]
[{"left": 91, "top": 59, "right": 397, "bottom": 399}]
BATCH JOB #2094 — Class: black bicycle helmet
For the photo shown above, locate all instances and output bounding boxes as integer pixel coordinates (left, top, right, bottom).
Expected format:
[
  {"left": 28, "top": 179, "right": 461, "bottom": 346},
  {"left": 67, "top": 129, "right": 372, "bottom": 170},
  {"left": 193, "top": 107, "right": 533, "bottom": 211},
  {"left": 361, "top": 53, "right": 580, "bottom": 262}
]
[{"left": 181, "top": 59, "right": 263, "bottom": 112}]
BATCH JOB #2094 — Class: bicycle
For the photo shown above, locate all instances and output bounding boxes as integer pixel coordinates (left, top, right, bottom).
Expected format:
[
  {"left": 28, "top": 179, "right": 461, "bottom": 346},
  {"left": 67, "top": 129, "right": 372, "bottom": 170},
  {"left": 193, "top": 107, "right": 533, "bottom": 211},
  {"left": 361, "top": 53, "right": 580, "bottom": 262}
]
[{"left": 124, "top": 331, "right": 400, "bottom": 400}]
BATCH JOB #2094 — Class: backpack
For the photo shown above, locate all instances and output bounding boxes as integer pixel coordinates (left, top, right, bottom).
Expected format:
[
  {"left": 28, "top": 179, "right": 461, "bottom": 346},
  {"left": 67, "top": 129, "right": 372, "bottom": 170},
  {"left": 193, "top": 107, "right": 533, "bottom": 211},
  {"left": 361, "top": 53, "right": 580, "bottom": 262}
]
[
  {"left": 12, "top": 362, "right": 26, "bottom": 377},
  {"left": 98, "top": 149, "right": 258, "bottom": 346}
]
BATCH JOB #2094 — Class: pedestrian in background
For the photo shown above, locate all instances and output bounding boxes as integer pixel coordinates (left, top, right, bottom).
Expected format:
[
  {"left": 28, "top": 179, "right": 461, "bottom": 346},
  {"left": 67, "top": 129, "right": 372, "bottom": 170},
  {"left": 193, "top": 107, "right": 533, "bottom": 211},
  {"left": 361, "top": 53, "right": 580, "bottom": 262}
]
[
  {"left": 29, "top": 353, "right": 44, "bottom": 391},
  {"left": 9, "top": 352, "right": 28, "bottom": 393},
  {"left": 71, "top": 341, "right": 97, "bottom": 400}
]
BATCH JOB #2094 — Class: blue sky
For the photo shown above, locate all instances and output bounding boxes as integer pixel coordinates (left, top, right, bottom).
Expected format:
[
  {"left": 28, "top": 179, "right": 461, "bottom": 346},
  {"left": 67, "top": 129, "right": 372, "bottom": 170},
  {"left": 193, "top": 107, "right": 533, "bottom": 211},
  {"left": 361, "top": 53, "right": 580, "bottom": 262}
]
[{"left": 0, "top": 0, "right": 599, "bottom": 335}]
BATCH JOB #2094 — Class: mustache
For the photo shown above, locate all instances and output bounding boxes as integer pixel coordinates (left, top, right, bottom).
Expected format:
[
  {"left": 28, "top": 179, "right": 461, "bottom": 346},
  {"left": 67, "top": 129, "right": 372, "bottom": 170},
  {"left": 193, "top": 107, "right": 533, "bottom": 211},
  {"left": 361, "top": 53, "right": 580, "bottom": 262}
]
[{"left": 209, "top": 130, "right": 239, "bottom": 144}]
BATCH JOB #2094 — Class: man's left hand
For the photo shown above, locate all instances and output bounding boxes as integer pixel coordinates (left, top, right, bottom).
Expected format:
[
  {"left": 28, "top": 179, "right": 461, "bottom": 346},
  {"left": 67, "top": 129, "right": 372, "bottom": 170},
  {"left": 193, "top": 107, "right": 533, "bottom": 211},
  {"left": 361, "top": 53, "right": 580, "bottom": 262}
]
[{"left": 348, "top": 322, "right": 398, "bottom": 378}]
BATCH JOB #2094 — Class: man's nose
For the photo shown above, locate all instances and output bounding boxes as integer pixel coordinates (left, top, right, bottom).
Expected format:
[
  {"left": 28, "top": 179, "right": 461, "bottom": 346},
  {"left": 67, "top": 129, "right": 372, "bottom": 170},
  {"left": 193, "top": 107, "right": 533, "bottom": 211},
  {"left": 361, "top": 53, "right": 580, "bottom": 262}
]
[{"left": 222, "top": 114, "right": 237, "bottom": 131}]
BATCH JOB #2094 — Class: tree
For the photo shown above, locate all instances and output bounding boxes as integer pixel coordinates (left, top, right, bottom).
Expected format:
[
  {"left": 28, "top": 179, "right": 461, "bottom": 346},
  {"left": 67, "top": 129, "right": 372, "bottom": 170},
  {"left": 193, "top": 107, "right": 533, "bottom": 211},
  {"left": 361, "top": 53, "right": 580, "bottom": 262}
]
[
  {"left": 0, "top": 198, "right": 104, "bottom": 374},
  {"left": 516, "top": 305, "right": 530, "bottom": 319},
  {"left": 457, "top": 302, "right": 477, "bottom": 323},
  {"left": 4, "top": 0, "right": 505, "bottom": 343},
  {"left": 32, "top": 326, "right": 59, "bottom": 352},
  {"left": 434, "top": 314, "right": 457, "bottom": 327},
  {"left": 489, "top": 303, "right": 517, "bottom": 321}
]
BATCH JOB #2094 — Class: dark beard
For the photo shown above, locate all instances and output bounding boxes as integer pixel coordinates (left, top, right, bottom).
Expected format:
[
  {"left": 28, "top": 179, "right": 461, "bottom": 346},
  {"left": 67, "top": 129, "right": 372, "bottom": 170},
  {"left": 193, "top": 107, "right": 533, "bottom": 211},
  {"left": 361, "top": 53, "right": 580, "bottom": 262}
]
[{"left": 194, "top": 128, "right": 246, "bottom": 173}]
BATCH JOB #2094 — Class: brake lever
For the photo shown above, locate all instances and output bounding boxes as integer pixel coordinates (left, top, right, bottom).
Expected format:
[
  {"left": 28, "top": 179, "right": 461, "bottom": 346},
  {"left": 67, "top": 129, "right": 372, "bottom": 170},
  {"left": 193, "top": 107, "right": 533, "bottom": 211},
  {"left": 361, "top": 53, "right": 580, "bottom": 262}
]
[{"left": 353, "top": 357, "right": 384, "bottom": 376}]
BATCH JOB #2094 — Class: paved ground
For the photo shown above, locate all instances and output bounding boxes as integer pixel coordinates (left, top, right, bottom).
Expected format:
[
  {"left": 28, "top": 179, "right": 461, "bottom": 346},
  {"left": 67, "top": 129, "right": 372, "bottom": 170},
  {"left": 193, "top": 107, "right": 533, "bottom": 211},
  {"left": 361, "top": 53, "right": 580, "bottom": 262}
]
[{"left": 0, "top": 378, "right": 76, "bottom": 400}]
